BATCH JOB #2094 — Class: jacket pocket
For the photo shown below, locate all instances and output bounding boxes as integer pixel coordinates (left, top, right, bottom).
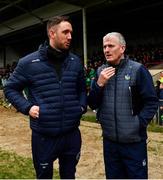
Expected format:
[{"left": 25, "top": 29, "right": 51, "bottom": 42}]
[
  {"left": 37, "top": 105, "right": 47, "bottom": 122},
  {"left": 128, "top": 85, "right": 142, "bottom": 115},
  {"left": 129, "top": 115, "right": 141, "bottom": 141},
  {"left": 119, "top": 115, "right": 141, "bottom": 142}
]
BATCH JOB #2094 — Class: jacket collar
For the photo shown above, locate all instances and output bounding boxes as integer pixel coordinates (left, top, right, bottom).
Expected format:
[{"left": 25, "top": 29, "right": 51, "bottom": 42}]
[
  {"left": 107, "top": 58, "right": 127, "bottom": 68},
  {"left": 38, "top": 42, "right": 70, "bottom": 62}
]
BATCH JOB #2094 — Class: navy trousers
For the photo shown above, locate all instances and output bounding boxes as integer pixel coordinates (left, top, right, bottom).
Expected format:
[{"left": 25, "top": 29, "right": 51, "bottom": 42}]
[
  {"left": 103, "top": 138, "right": 148, "bottom": 179},
  {"left": 32, "top": 128, "right": 81, "bottom": 179}
]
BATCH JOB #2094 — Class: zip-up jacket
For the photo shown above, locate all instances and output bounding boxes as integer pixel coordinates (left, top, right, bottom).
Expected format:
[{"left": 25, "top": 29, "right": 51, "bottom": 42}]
[
  {"left": 88, "top": 59, "right": 158, "bottom": 143},
  {"left": 4, "top": 44, "right": 87, "bottom": 136}
]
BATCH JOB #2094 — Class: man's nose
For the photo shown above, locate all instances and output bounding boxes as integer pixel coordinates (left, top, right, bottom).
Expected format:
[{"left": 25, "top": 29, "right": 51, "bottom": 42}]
[
  {"left": 67, "top": 32, "right": 72, "bottom": 40},
  {"left": 104, "top": 47, "right": 110, "bottom": 52},
  {"left": 105, "top": 46, "right": 110, "bottom": 51}
]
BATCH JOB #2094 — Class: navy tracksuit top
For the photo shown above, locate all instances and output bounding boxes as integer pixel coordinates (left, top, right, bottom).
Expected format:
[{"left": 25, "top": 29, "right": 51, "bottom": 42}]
[{"left": 4, "top": 44, "right": 87, "bottom": 136}]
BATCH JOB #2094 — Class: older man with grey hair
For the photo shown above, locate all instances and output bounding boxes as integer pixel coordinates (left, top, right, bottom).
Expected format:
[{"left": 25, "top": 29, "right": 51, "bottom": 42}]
[{"left": 88, "top": 32, "right": 158, "bottom": 179}]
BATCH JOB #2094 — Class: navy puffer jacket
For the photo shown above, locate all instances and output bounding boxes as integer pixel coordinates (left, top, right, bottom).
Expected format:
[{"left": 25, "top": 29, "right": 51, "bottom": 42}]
[
  {"left": 88, "top": 59, "right": 158, "bottom": 143},
  {"left": 4, "top": 44, "right": 87, "bottom": 136}
]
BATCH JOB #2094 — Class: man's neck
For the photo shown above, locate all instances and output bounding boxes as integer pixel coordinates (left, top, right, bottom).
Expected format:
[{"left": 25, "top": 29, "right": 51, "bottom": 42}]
[{"left": 49, "top": 44, "right": 61, "bottom": 52}]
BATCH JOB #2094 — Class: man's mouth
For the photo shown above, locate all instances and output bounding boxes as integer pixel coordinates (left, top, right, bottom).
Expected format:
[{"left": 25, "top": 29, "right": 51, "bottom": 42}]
[
  {"left": 65, "top": 42, "right": 70, "bottom": 46},
  {"left": 106, "top": 54, "right": 111, "bottom": 58}
]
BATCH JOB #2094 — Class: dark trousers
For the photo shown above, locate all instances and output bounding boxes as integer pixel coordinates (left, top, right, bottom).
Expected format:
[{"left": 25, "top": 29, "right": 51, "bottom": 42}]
[
  {"left": 32, "top": 128, "right": 81, "bottom": 179},
  {"left": 103, "top": 138, "right": 148, "bottom": 179}
]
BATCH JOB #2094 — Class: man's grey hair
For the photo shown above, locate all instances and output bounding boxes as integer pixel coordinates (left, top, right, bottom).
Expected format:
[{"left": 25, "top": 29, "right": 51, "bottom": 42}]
[{"left": 103, "top": 32, "right": 126, "bottom": 46}]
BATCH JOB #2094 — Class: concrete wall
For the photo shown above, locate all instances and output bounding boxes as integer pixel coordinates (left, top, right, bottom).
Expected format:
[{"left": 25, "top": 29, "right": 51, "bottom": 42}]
[{"left": 0, "top": 46, "right": 21, "bottom": 68}]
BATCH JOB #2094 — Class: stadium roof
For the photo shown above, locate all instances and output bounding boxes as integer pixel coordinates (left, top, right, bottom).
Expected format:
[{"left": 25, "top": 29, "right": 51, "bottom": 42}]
[{"left": 1, "top": 0, "right": 163, "bottom": 38}]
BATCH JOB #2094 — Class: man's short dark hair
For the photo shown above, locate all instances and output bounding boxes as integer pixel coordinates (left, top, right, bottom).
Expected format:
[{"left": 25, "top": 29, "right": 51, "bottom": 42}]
[{"left": 47, "top": 16, "right": 71, "bottom": 33}]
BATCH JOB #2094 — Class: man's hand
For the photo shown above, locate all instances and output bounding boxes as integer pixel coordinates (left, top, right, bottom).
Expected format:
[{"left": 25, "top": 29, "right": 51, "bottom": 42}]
[
  {"left": 29, "top": 105, "right": 40, "bottom": 119},
  {"left": 97, "top": 67, "right": 115, "bottom": 87}
]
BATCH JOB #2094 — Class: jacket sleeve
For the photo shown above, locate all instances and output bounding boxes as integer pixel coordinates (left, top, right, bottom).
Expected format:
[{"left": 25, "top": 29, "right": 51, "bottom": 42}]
[
  {"left": 77, "top": 62, "right": 87, "bottom": 113},
  {"left": 88, "top": 74, "right": 104, "bottom": 110},
  {"left": 4, "top": 60, "right": 33, "bottom": 115},
  {"left": 137, "top": 65, "right": 158, "bottom": 127}
]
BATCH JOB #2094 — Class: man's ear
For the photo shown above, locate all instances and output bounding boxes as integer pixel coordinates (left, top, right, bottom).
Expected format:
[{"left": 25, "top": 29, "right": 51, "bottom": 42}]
[
  {"left": 48, "top": 28, "right": 56, "bottom": 39},
  {"left": 121, "top": 45, "right": 126, "bottom": 53}
]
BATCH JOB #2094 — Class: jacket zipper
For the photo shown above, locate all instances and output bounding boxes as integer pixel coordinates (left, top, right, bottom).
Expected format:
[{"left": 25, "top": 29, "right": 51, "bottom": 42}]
[
  {"left": 128, "top": 86, "right": 134, "bottom": 115},
  {"left": 114, "top": 74, "right": 119, "bottom": 142},
  {"left": 48, "top": 62, "right": 65, "bottom": 130},
  {"left": 59, "top": 80, "right": 64, "bottom": 131}
]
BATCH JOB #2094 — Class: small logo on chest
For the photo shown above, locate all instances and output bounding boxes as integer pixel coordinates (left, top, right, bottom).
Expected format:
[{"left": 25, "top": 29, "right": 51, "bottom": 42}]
[
  {"left": 125, "top": 74, "right": 131, "bottom": 80},
  {"left": 32, "top": 59, "right": 40, "bottom": 62}
]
